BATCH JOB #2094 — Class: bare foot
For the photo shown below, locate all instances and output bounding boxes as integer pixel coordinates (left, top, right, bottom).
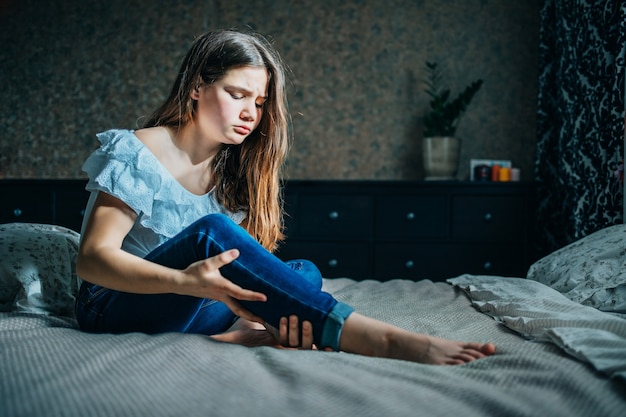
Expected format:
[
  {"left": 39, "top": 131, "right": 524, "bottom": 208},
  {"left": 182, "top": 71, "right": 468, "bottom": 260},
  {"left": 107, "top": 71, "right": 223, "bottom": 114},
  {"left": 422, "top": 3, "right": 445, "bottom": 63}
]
[
  {"left": 389, "top": 332, "right": 496, "bottom": 365},
  {"left": 338, "top": 313, "right": 496, "bottom": 365},
  {"left": 210, "top": 318, "right": 278, "bottom": 347}
]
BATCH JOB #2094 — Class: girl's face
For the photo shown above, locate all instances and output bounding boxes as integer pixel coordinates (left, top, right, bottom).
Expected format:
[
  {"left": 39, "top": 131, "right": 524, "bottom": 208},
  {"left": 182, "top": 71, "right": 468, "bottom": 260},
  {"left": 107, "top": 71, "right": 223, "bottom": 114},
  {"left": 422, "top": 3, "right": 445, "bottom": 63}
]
[{"left": 192, "top": 66, "right": 268, "bottom": 146}]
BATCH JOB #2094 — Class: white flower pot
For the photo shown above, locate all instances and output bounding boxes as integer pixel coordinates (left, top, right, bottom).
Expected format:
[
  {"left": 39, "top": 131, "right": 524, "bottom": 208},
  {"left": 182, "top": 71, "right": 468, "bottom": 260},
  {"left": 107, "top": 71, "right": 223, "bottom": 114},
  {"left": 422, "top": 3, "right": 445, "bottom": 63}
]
[{"left": 422, "top": 136, "right": 460, "bottom": 180}]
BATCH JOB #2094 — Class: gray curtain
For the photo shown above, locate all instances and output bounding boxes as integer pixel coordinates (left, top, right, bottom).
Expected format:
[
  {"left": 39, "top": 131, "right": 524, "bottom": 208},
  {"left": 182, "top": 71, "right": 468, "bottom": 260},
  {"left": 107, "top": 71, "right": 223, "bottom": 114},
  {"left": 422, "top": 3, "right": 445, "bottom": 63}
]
[{"left": 534, "top": 0, "right": 625, "bottom": 256}]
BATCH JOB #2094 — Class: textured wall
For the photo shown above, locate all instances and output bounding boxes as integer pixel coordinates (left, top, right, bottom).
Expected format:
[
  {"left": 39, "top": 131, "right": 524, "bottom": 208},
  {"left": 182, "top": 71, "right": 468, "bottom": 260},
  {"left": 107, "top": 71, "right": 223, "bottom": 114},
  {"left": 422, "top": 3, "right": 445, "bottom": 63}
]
[{"left": 0, "top": 0, "right": 541, "bottom": 180}]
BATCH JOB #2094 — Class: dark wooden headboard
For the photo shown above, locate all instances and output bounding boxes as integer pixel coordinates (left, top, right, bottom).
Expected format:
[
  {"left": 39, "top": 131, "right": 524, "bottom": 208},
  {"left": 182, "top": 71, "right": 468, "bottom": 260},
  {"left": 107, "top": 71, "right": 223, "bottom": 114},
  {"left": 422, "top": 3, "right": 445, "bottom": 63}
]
[{"left": 0, "top": 179, "right": 89, "bottom": 232}]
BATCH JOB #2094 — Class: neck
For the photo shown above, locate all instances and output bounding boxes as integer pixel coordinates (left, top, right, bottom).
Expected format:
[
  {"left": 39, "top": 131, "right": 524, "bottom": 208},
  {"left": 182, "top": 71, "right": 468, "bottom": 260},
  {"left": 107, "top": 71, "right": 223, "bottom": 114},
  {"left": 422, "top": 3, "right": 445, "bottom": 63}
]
[{"left": 171, "top": 124, "right": 222, "bottom": 166}]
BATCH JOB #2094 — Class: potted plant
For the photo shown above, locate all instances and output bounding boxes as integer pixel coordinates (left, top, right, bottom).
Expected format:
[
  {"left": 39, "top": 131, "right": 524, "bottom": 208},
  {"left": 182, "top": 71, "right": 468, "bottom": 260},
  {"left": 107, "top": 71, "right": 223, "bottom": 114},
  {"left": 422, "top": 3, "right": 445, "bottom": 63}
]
[{"left": 422, "top": 61, "right": 483, "bottom": 180}]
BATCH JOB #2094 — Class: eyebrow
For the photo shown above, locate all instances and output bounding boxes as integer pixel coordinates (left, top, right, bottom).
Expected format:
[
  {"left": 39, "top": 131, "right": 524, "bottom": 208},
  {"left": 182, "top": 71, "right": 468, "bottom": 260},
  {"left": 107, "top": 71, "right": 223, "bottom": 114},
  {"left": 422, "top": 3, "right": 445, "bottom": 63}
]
[{"left": 226, "top": 85, "right": 268, "bottom": 100}]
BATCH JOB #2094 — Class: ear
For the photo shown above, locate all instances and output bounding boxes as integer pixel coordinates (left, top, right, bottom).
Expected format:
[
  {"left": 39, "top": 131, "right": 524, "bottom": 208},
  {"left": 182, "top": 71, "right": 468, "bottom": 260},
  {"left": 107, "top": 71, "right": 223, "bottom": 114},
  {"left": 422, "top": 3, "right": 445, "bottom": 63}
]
[{"left": 191, "top": 84, "right": 201, "bottom": 100}]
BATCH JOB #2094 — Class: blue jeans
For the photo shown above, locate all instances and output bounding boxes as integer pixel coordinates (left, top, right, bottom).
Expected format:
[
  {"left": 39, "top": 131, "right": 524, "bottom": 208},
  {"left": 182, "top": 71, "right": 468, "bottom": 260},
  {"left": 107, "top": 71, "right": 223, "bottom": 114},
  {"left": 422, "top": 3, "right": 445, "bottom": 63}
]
[{"left": 75, "top": 214, "right": 354, "bottom": 350}]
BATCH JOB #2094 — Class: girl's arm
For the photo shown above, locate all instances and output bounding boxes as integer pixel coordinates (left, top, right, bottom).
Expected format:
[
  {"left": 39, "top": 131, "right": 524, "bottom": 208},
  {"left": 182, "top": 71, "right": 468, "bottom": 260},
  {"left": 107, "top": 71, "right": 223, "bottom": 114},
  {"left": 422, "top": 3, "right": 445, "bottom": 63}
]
[{"left": 76, "top": 191, "right": 267, "bottom": 323}]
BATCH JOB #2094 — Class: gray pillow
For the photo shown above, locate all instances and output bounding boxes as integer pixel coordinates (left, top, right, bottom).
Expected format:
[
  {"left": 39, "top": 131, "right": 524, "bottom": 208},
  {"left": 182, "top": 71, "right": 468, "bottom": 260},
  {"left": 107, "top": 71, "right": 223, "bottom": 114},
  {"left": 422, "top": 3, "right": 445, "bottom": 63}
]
[
  {"left": 527, "top": 224, "right": 626, "bottom": 314},
  {"left": 0, "top": 223, "right": 80, "bottom": 317}
]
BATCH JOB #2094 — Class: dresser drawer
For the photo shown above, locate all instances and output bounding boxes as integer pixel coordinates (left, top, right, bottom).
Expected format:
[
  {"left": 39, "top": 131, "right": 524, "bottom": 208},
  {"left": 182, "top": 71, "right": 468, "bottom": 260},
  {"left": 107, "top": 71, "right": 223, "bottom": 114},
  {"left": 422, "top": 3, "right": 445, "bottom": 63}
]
[
  {"left": 276, "top": 241, "right": 372, "bottom": 278},
  {"left": 451, "top": 243, "right": 526, "bottom": 277},
  {"left": 452, "top": 195, "right": 525, "bottom": 242},
  {"left": 374, "top": 243, "right": 454, "bottom": 281},
  {"left": 374, "top": 242, "right": 525, "bottom": 281},
  {"left": 0, "top": 185, "right": 53, "bottom": 224},
  {"left": 375, "top": 195, "right": 448, "bottom": 239},
  {"left": 296, "top": 194, "right": 373, "bottom": 238}
]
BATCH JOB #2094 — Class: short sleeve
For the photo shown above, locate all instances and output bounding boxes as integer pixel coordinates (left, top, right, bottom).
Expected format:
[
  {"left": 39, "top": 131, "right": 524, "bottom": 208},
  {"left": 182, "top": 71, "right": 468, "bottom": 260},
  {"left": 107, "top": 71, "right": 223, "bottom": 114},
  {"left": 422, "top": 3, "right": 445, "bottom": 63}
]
[{"left": 82, "top": 129, "right": 245, "bottom": 240}]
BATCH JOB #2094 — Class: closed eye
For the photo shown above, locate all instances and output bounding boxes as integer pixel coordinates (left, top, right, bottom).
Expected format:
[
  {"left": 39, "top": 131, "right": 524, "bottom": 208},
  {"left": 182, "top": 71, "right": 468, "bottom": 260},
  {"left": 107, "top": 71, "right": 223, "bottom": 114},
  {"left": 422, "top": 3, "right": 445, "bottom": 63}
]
[
  {"left": 226, "top": 86, "right": 266, "bottom": 109},
  {"left": 229, "top": 94, "right": 263, "bottom": 109}
]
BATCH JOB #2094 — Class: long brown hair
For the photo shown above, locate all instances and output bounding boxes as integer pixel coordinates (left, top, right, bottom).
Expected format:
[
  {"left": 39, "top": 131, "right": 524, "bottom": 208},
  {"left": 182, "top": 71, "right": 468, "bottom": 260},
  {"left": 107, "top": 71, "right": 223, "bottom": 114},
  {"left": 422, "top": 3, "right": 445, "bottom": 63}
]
[{"left": 144, "top": 29, "right": 290, "bottom": 252}]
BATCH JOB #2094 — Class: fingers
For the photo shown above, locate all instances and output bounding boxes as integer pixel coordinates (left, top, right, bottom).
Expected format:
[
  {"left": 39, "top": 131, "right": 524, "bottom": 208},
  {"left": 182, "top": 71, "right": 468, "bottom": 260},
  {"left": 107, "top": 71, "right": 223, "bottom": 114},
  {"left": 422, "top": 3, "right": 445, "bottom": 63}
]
[
  {"left": 191, "top": 249, "right": 267, "bottom": 324},
  {"left": 301, "top": 320, "right": 313, "bottom": 350},
  {"left": 277, "top": 316, "right": 315, "bottom": 350},
  {"left": 211, "top": 248, "right": 240, "bottom": 268},
  {"left": 279, "top": 316, "right": 288, "bottom": 346},
  {"left": 223, "top": 299, "right": 265, "bottom": 324},
  {"left": 203, "top": 250, "right": 267, "bottom": 303},
  {"left": 288, "top": 315, "right": 299, "bottom": 347},
  {"left": 213, "top": 277, "right": 266, "bottom": 306},
  {"left": 226, "top": 284, "right": 267, "bottom": 303}
]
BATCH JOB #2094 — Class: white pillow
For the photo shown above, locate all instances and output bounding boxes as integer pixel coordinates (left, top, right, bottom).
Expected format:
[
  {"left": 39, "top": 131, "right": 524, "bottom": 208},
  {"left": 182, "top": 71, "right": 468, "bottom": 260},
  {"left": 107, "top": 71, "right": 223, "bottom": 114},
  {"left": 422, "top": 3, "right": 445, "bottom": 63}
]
[
  {"left": 448, "top": 275, "right": 626, "bottom": 380},
  {"left": 0, "top": 223, "right": 80, "bottom": 317},
  {"left": 527, "top": 224, "right": 626, "bottom": 314}
]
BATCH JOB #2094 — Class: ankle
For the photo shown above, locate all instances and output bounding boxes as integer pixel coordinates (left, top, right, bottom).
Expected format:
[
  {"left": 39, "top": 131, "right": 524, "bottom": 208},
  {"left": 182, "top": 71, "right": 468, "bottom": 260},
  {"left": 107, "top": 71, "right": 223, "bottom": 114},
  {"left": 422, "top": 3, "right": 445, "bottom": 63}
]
[
  {"left": 385, "top": 329, "right": 432, "bottom": 362},
  {"left": 368, "top": 329, "right": 393, "bottom": 357},
  {"left": 339, "top": 315, "right": 394, "bottom": 357}
]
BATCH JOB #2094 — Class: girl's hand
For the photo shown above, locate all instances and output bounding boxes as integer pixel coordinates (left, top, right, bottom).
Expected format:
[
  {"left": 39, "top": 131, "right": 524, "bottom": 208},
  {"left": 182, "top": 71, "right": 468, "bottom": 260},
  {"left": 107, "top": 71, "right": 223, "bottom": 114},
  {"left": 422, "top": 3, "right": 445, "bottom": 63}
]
[
  {"left": 180, "top": 249, "right": 267, "bottom": 324},
  {"left": 214, "top": 318, "right": 314, "bottom": 349},
  {"left": 276, "top": 316, "right": 332, "bottom": 350},
  {"left": 278, "top": 315, "right": 316, "bottom": 350}
]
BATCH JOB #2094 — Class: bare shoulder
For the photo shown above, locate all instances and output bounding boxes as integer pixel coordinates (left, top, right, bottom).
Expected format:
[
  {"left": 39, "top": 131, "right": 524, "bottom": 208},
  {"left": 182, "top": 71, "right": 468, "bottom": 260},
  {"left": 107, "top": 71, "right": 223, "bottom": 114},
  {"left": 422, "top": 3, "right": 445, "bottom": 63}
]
[
  {"left": 134, "top": 126, "right": 170, "bottom": 144},
  {"left": 134, "top": 127, "right": 173, "bottom": 157}
]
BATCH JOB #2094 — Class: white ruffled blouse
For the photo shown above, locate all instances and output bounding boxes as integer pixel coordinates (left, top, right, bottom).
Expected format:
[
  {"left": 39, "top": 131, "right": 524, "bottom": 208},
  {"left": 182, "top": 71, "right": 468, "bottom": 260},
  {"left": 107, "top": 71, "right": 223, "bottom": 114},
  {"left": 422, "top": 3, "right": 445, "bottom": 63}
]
[{"left": 81, "top": 129, "right": 245, "bottom": 257}]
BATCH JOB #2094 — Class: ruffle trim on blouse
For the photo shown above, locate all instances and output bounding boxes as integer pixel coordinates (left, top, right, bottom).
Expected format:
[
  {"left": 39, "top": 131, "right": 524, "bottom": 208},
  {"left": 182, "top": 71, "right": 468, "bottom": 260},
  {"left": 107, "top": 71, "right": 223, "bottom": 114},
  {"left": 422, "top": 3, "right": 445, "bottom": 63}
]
[{"left": 82, "top": 129, "right": 245, "bottom": 239}]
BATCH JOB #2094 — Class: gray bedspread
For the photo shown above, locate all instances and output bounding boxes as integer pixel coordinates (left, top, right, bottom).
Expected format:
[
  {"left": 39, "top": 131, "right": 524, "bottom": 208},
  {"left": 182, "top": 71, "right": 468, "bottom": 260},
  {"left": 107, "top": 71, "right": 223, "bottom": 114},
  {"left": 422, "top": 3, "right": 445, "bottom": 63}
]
[{"left": 2, "top": 278, "right": 625, "bottom": 417}]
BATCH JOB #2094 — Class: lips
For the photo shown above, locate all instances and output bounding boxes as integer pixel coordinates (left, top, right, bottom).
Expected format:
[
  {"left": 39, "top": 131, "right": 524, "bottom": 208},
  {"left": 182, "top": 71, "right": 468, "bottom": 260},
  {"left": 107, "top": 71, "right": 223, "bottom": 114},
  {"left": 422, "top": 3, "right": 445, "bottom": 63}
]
[{"left": 234, "top": 125, "right": 251, "bottom": 135}]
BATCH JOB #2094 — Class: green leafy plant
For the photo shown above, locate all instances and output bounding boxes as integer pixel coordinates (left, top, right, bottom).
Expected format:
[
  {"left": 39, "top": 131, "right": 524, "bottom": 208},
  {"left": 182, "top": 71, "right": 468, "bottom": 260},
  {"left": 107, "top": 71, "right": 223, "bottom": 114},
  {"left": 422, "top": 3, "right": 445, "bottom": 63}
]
[{"left": 422, "top": 61, "right": 483, "bottom": 138}]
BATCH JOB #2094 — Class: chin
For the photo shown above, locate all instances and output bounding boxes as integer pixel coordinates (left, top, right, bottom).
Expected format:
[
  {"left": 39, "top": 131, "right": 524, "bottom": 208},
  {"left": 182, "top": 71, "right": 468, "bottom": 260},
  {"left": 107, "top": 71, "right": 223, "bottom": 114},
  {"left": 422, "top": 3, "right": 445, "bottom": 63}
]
[{"left": 226, "top": 135, "right": 248, "bottom": 145}]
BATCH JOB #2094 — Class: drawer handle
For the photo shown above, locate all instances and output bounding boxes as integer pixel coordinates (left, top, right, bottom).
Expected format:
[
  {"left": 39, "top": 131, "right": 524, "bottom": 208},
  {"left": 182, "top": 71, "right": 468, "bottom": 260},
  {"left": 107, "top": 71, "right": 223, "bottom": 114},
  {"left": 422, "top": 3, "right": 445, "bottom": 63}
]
[
  {"left": 13, "top": 208, "right": 23, "bottom": 217},
  {"left": 405, "top": 260, "right": 415, "bottom": 269},
  {"left": 328, "top": 211, "right": 339, "bottom": 220},
  {"left": 406, "top": 212, "right": 415, "bottom": 221},
  {"left": 328, "top": 259, "right": 338, "bottom": 268},
  {"left": 484, "top": 213, "right": 493, "bottom": 221},
  {"left": 483, "top": 261, "right": 493, "bottom": 270}
]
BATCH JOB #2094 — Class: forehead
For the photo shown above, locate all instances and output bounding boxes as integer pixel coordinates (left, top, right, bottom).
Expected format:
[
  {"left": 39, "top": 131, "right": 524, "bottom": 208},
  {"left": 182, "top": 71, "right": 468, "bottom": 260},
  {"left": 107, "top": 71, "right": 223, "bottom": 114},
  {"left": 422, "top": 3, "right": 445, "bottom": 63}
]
[{"left": 220, "top": 66, "right": 269, "bottom": 96}]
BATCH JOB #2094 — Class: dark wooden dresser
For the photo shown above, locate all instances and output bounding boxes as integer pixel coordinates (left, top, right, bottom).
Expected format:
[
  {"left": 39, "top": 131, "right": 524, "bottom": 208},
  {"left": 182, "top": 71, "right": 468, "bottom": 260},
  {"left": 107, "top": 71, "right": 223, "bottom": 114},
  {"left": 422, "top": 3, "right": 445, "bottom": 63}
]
[
  {"left": 277, "top": 180, "right": 536, "bottom": 281},
  {"left": 0, "top": 179, "right": 536, "bottom": 281}
]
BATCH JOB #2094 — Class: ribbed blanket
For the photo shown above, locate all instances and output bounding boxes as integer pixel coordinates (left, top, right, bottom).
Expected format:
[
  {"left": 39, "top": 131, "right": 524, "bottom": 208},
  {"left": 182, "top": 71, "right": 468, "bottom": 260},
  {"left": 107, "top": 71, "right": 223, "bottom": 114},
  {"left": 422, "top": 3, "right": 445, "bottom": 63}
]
[{"left": 2, "top": 278, "right": 624, "bottom": 417}]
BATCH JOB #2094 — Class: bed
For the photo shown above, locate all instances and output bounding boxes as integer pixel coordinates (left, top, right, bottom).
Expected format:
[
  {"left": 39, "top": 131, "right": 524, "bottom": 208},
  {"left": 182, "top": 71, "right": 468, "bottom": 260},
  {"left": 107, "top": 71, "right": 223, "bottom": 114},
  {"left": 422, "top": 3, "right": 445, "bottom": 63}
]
[{"left": 1, "top": 222, "right": 625, "bottom": 417}]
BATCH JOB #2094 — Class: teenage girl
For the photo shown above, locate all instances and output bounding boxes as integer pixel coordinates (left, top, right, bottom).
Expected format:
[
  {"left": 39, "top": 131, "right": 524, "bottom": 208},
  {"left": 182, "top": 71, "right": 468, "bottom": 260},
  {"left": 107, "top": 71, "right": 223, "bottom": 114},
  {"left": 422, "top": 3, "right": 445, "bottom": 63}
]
[{"left": 75, "top": 29, "right": 495, "bottom": 364}]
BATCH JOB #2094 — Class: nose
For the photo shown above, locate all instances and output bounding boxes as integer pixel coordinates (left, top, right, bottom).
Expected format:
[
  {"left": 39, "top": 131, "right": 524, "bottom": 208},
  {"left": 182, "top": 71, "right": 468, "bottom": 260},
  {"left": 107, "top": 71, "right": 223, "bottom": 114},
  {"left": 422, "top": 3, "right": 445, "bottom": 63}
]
[{"left": 240, "top": 102, "right": 256, "bottom": 122}]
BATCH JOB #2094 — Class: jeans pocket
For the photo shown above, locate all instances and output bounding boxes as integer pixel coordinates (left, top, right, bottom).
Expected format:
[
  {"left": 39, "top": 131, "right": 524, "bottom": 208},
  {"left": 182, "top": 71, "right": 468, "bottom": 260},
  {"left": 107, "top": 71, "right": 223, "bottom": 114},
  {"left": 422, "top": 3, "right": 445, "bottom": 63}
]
[{"left": 75, "top": 283, "right": 111, "bottom": 331}]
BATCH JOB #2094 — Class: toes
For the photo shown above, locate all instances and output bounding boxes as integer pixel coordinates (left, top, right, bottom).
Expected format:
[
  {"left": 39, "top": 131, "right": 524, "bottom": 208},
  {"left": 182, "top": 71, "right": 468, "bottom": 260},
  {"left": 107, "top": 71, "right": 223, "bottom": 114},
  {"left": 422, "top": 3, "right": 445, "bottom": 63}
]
[
  {"left": 451, "top": 353, "right": 478, "bottom": 364},
  {"left": 482, "top": 343, "right": 496, "bottom": 355},
  {"left": 463, "top": 342, "right": 496, "bottom": 356}
]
